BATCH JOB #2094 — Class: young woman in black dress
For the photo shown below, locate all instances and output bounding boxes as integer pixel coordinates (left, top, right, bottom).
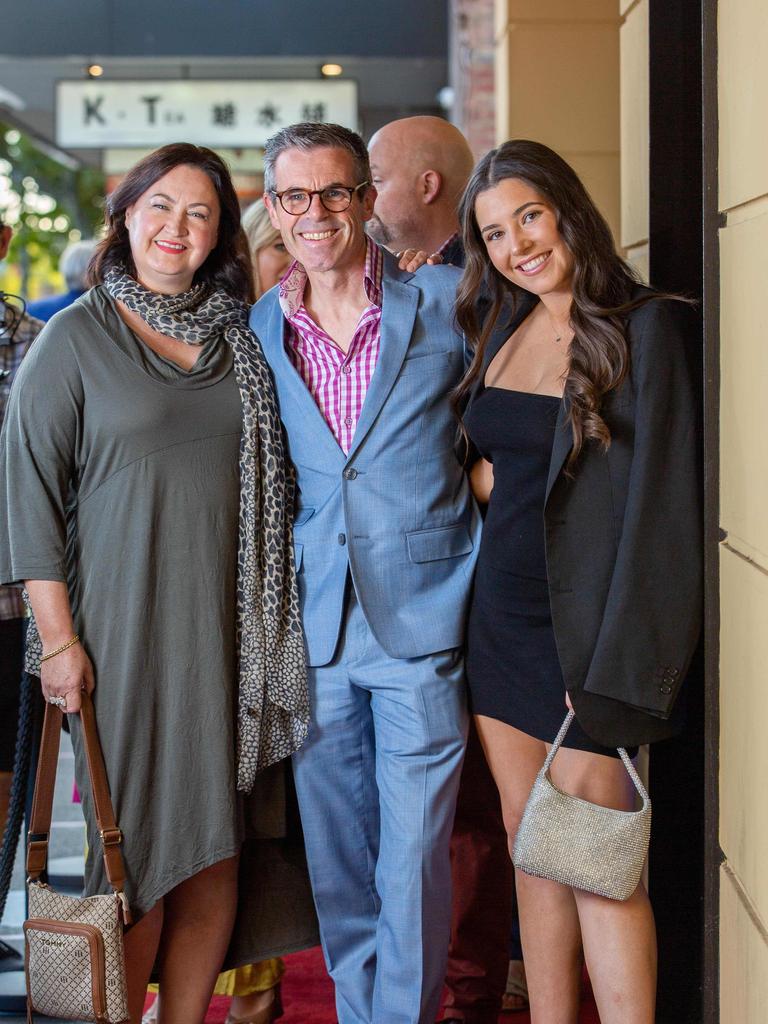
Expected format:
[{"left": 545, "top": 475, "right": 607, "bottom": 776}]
[{"left": 454, "top": 141, "right": 701, "bottom": 1023}]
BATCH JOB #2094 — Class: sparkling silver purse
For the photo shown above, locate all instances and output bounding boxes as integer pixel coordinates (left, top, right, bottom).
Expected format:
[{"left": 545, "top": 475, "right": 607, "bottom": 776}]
[
  {"left": 512, "top": 710, "right": 652, "bottom": 901},
  {"left": 25, "top": 693, "right": 130, "bottom": 1023}
]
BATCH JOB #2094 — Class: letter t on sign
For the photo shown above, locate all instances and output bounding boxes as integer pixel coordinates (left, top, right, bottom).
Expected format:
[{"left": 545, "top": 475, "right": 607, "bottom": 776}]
[{"left": 142, "top": 96, "right": 162, "bottom": 124}]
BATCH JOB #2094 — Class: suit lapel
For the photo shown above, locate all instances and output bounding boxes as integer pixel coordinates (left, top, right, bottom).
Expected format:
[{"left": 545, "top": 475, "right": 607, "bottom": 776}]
[{"left": 346, "top": 264, "right": 418, "bottom": 462}]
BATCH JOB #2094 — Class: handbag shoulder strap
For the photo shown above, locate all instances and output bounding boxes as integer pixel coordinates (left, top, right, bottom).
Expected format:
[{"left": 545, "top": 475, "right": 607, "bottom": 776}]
[
  {"left": 26, "top": 692, "right": 128, "bottom": 896},
  {"left": 542, "top": 709, "right": 651, "bottom": 810}
]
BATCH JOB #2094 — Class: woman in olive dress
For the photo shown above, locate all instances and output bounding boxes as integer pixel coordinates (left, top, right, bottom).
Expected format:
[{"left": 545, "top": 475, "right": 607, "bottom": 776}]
[{"left": 0, "top": 144, "right": 315, "bottom": 1024}]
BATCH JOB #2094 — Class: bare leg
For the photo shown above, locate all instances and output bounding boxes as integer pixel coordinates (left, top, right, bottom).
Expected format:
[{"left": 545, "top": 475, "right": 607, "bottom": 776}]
[
  {"left": 575, "top": 885, "right": 656, "bottom": 1024},
  {"left": 548, "top": 745, "right": 656, "bottom": 1024},
  {"left": 156, "top": 855, "right": 239, "bottom": 1024},
  {"left": 124, "top": 901, "right": 164, "bottom": 1024},
  {"left": 475, "top": 716, "right": 582, "bottom": 1023}
]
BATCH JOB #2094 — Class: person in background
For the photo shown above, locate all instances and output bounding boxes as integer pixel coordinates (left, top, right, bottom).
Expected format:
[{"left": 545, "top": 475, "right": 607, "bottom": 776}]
[
  {"left": 367, "top": 115, "right": 472, "bottom": 267},
  {"left": 26, "top": 238, "right": 98, "bottom": 321},
  {"left": 242, "top": 200, "right": 292, "bottom": 298},
  {"left": 456, "top": 139, "right": 701, "bottom": 1024},
  {"left": 0, "top": 211, "right": 43, "bottom": 971},
  {"left": 253, "top": 121, "right": 479, "bottom": 1024},
  {"left": 367, "top": 115, "right": 522, "bottom": 1024},
  {"left": 0, "top": 144, "right": 316, "bottom": 1024}
]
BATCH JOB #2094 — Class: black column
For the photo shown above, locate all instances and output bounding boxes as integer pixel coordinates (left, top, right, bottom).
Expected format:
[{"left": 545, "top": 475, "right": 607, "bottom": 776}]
[{"left": 647, "top": 2, "right": 717, "bottom": 1022}]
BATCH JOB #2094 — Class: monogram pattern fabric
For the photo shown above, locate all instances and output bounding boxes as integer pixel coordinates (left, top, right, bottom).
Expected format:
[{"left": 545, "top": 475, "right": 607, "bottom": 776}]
[
  {"left": 26, "top": 882, "right": 129, "bottom": 1022},
  {"left": 25, "top": 270, "right": 309, "bottom": 789}
]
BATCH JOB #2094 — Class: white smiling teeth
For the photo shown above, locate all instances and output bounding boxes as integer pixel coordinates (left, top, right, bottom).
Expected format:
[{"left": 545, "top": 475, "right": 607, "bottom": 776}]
[
  {"left": 158, "top": 241, "right": 184, "bottom": 250},
  {"left": 520, "top": 252, "right": 549, "bottom": 271},
  {"left": 302, "top": 231, "right": 335, "bottom": 240}
]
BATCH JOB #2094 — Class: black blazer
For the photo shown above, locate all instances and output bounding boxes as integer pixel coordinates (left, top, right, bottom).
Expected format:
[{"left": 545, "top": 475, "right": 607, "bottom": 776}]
[{"left": 467, "top": 288, "right": 702, "bottom": 747}]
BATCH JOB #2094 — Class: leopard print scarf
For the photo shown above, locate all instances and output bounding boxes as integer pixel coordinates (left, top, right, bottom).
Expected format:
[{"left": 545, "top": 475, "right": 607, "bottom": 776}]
[{"left": 102, "top": 267, "right": 309, "bottom": 790}]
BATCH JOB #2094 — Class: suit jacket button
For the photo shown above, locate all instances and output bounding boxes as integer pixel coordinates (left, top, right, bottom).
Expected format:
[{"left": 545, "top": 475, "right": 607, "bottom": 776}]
[
  {"left": 659, "top": 684, "right": 672, "bottom": 695},
  {"left": 338, "top": 533, "right": 347, "bottom": 546},
  {"left": 343, "top": 467, "right": 358, "bottom": 480}
]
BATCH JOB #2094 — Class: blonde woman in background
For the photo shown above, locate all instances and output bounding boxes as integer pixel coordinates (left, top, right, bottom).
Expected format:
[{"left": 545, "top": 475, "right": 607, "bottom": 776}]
[
  {"left": 143, "top": 196, "right": 292, "bottom": 1024},
  {"left": 242, "top": 198, "right": 292, "bottom": 298}
]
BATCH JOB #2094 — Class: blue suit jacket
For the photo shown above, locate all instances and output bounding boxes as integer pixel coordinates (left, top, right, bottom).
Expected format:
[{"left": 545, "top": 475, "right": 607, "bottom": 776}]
[{"left": 250, "top": 251, "right": 481, "bottom": 667}]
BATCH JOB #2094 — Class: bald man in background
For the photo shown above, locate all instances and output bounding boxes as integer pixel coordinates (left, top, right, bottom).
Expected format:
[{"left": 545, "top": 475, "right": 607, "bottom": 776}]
[
  {"left": 368, "top": 117, "right": 518, "bottom": 1024},
  {"left": 368, "top": 115, "right": 473, "bottom": 266}
]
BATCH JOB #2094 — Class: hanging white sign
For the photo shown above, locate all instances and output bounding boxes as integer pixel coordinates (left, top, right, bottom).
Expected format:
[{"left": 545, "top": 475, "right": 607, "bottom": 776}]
[{"left": 56, "top": 80, "right": 358, "bottom": 148}]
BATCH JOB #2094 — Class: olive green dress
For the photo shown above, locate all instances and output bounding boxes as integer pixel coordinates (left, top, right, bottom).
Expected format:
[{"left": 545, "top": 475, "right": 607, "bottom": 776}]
[{"left": 0, "top": 287, "right": 318, "bottom": 963}]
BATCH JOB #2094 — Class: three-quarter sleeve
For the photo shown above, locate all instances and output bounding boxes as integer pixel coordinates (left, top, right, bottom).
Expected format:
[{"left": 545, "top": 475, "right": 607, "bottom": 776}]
[{"left": 0, "top": 323, "right": 84, "bottom": 584}]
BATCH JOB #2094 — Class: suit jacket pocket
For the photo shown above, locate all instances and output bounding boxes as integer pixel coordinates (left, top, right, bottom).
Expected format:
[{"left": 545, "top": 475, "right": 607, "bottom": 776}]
[{"left": 406, "top": 523, "right": 474, "bottom": 563}]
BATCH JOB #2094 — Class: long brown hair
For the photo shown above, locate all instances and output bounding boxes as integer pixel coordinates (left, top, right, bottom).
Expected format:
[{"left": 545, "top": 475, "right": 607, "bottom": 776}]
[
  {"left": 89, "top": 143, "right": 254, "bottom": 303},
  {"left": 455, "top": 140, "right": 655, "bottom": 465}
]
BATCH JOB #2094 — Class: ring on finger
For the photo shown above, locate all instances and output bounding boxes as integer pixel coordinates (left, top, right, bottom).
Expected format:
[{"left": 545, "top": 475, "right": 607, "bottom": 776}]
[{"left": 47, "top": 695, "right": 67, "bottom": 709}]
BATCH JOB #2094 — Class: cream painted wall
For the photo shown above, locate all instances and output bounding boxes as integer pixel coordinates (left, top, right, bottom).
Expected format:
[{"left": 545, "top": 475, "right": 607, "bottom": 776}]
[
  {"left": 619, "top": 0, "right": 648, "bottom": 278},
  {"left": 718, "top": 0, "right": 768, "bottom": 1018},
  {"left": 493, "top": 0, "right": 621, "bottom": 241}
]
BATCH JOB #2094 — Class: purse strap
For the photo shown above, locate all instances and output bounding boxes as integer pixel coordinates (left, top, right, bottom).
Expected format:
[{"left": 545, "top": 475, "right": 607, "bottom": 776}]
[
  {"left": 26, "top": 691, "right": 128, "bottom": 899},
  {"left": 543, "top": 710, "right": 651, "bottom": 810}
]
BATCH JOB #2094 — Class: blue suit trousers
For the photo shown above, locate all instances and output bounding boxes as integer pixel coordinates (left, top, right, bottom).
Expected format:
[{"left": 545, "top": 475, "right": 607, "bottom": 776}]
[{"left": 292, "top": 586, "right": 468, "bottom": 1024}]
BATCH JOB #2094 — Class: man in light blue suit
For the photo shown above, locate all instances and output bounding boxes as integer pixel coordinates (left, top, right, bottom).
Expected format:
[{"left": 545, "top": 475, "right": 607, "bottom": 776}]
[{"left": 251, "top": 122, "right": 481, "bottom": 1024}]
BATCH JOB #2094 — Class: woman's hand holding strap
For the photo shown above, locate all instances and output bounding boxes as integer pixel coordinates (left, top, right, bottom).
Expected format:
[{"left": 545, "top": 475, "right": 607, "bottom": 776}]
[{"left": 25, "top": 580, "right": 95, "bottom": 714}]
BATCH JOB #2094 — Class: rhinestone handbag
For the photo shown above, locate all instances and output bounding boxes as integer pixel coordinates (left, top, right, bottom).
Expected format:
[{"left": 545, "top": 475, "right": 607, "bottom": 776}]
[
  {"left": 25, "top": 692, "right": 131, "bottom": 1023},
  {"left": 512, "top": 710, "right": 652, "bottom": 901}
]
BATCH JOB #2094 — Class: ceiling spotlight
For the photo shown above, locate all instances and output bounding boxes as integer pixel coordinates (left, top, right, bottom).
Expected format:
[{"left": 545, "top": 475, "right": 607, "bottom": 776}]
[
  {"left": 86, "top": 64, "right": 104, "bottom": 78},
  {"left": 320, "top": 63, "right": 343, "bottom": 78}
]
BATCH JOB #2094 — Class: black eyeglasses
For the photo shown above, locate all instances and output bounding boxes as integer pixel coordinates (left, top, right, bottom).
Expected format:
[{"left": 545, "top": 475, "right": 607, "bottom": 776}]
[{"left": 271, "top": 181, "right": 370, "bottom": 216}]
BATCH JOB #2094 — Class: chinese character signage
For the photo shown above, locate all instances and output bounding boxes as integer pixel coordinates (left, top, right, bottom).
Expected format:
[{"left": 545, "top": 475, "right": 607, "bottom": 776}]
[{"left": 56, "top": 80, "right": 358, "bottom": 148}]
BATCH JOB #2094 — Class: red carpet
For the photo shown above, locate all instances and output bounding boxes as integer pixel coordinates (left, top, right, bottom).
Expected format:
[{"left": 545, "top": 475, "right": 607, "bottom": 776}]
[{"left": 194, "top": 946, "right": 600, "bottom": 1023}]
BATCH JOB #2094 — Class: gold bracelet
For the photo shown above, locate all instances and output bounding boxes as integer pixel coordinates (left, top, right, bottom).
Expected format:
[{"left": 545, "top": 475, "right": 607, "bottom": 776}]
[{"left": 41, "top": 634, "right": 80, "bottom": 663}]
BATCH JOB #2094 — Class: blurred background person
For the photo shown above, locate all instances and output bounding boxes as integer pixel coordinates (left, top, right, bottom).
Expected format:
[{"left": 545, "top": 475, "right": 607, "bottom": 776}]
[
  {"left": 0, "top": 212, "right": 43, "bottom": 972},
  {"left": 242, "top": 200, "right": 291, "bottom": 298},
  {"left": 26, "top": 238, "right": 98, "bottom": 322}
]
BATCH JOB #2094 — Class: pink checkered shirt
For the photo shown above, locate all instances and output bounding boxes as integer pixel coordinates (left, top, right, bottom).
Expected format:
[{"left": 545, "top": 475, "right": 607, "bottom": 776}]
[{"left": 279, "top": 239, "right": 383, "bottom": 454}]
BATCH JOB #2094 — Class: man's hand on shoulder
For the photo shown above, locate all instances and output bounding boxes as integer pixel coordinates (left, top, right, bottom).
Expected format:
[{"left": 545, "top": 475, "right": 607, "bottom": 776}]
[{"left": 396, "top": 249, "right": 443, "bottom": 273}]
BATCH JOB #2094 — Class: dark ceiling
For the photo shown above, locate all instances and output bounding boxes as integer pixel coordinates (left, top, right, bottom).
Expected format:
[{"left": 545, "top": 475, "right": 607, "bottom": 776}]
[{"left": 3, "top": 0, "right": 448, "bottom": 58}]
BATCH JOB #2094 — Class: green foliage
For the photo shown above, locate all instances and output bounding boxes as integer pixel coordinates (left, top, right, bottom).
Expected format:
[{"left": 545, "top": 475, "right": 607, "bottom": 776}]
[{"left": 0, "top": 121, "right": 105, "bottom": 292}]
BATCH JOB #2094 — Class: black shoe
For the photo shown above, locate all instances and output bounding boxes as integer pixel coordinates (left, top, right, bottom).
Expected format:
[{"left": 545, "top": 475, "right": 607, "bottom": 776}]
[{"left": 0, "top": 938, "right": 22, "bottom": 973}]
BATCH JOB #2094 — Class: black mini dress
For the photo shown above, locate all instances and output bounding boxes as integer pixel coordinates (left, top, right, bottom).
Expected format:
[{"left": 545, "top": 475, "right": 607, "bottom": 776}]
[{"left": 465, "top": 386, "right": 624, "bottom": 757}]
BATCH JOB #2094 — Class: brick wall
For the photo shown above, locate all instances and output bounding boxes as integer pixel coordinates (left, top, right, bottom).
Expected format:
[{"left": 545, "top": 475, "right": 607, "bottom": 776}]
[{"left": 449, "top": 0, "right": 495, "bottom": 158}]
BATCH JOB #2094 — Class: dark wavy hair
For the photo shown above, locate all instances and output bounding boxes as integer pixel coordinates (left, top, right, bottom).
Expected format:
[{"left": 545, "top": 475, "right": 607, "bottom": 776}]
[
  {"left": 89, "top": 143, "right": 254, "bottom": 302},
  {"left": 455, "top": 139, "right": 663, "bottom": 466}
]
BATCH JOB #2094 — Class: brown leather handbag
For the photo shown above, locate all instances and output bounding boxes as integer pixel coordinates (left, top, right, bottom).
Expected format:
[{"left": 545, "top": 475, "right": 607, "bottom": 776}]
[{"left": 24, "top": 692, "right": 131, "bottom": 1023}]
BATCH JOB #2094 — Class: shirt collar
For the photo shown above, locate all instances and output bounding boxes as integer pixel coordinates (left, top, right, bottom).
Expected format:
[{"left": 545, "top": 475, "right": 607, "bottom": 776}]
[{"left": 278, "top": 237, "right": 384, "bottom": 320}]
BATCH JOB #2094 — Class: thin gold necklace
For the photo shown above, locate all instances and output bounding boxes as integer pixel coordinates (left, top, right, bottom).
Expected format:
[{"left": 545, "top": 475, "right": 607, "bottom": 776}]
[{"left": 544, "top": 307, "right": 571, "bottom": 343}]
